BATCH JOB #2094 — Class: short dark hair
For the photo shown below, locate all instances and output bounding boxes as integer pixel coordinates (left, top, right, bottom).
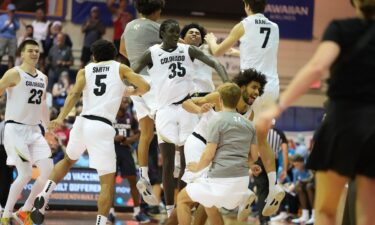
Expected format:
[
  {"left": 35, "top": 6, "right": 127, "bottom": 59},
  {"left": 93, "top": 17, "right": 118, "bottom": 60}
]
[
  {"left": 292, "top": 154, "right": 305, "bottom": 163},
  {"left": 233, "top": 69, "right": 267, "bottom": 96},
  {"left": 243, "top": 0, "right": 267, "bottom": 14},
  {"left": 18, "top": 39, "right": 39, "bottom": 54},
  {"left": 159, "top": 19, "right": 179, "bottom": 39},
  {"left": 90, "top": 39, "right": 117, "bottom": 62},
  {"left": 217, "top": 83, "right": 242, "bottom": 108},
  {"left": 135, "top": 0, "right": 165, "bottom": 16},
  {"left": 180, "top": 23, "right": 207, "bottom": 46}
]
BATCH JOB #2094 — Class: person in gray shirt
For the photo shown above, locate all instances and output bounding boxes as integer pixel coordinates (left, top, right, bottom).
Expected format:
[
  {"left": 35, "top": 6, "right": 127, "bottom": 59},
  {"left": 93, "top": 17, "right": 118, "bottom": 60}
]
[
  {"left": 176, "top": 83, "right": 257, "bottom": 225},
  {"left": 119, "top": 0, "right": 165, "bottom": 208}
]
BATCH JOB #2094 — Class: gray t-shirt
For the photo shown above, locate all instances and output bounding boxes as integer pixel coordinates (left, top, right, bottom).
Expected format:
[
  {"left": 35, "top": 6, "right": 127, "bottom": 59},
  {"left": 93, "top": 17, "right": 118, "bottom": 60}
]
[
  {"left": 206, "top": 111, "right": 256, "bottom": 178},
  {"left": 123, "top": 18, "right": 161, "bottom": 75}
]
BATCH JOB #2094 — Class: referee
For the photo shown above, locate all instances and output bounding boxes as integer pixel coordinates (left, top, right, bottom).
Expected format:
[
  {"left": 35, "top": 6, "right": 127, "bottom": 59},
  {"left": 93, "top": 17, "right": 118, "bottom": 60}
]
[
  {"left": 0, "top": 120, "right": 13, "bottom": 214},
  {"left": 254, "top": 125, "right": 288, "bottom": 225}
]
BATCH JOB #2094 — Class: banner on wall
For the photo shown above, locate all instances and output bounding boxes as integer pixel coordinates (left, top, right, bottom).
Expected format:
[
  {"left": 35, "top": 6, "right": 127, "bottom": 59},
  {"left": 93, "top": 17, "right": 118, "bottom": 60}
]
[
  {"left": 0, "top": 0, "right": 66, "bottom": 20},
  {"left": 18, "top": 167, "right": 133, "bottom": 208},
  {"left": 71, "top": 0, "right": 136, "bottom": 26},
  {"left": 264, "top": 0, "right": 314, "bottom": 40}
]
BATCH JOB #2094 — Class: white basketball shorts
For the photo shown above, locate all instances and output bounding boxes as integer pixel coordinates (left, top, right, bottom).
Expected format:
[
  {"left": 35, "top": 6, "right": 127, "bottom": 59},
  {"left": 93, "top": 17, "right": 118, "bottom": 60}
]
[
  {"left": 66, "top": 116, "right": 116, "bottom": 175},
  {"left": 4, "top": 123, "right": 51, "bottom": 166}
]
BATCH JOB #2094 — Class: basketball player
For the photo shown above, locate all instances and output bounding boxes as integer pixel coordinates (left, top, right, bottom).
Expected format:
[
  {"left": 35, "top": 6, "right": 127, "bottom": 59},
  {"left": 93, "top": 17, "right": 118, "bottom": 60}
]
[
  {"left": 133, "top": 19, "right": 229, "bottom": 217},
  {"left": 180, "top": 23, "right": 214, "bottom": 95},
  {"left": 177, "top": 83, "right": 257, "bottom": 225},
  {"left": 0, "top": 39, "right": 53, "bottom": 225},
  {"left": 205, "top": 0, "right": 284, "bottom": 216},
  {"left": 119, "top": 0, "right": 165, "bottom": 205},
  {"left": 30, "top": 40, "right": 150, "bottom": 225}
]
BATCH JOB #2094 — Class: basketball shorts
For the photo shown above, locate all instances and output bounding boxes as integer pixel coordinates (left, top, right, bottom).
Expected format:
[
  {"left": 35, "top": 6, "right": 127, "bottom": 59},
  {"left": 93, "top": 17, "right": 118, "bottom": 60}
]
[
  {"left": 182, "top": 132, "right": 209, "bottom": 183},
  {"left": 130, "top": 75, "right": 157, "bottom": 121},
  {"left": 4, "top": 122, "right": 51, "bottom": 166},
  {"left": 66, "top": 116, "right": 117, "bottom": 175},
  {"left": 155, "top": 104, "right": 199, "bottom": 146},
  {"left": 186, "top": 176, "right": 250, "bottom": 209}
]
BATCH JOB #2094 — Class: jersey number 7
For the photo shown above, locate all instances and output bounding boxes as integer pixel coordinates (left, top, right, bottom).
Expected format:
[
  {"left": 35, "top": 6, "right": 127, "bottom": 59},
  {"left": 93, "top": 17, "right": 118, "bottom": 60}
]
[{"left": 260, "top": 27, "right": 271, "bottom": 48}]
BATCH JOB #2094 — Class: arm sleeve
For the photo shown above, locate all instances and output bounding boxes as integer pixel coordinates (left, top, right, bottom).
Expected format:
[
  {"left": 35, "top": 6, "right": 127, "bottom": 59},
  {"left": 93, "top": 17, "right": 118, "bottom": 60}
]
[
  {"left": 206, "top": 116, "right": 220, "bottom": 144},
  {"left": 322, "top": 20, "right": 341, "bottom": 44}
]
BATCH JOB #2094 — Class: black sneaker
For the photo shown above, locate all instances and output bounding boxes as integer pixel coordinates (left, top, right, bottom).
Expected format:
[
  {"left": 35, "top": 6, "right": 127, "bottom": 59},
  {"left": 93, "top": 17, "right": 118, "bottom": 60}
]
[
  {"left": 146, "top": 206, "right": 160, "bottom": 216},
  {"left": 30, "top": 196, "right": 46, "bottom": 224},
  {"left": 134, "top": 212, "right": 151, "bottom": 223},
  {"left": 107, "top": 212, "right": 116, "bottom": 224}
]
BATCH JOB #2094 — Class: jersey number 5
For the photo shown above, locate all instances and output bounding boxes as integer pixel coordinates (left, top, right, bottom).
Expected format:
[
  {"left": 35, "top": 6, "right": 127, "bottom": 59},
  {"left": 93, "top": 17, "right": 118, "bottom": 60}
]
[
  {"left": 28, "top": 89, "right": 43, "bottom": 104},
  {"left": 94, "top": 74, "right": 107, "bottom": 96},
  {"left": 168, "top": 62, "right": 186, "bottom": 79},
  {"left": 260, "top": 27, "right": 271, "bottom": 48}
]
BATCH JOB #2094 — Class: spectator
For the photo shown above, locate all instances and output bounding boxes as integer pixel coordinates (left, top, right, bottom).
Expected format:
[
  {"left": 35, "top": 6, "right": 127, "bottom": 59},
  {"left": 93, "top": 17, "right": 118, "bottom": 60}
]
[
  {"left": 45, "top": 21, "right": 73, "bottom": 53},
  {"left": 0, "top": 3, "right": 19, "bottom": 68},
  {"left": 52, "top": 71, "right": 73, "bottom": 109},
  {"left": 80, "top": 6, "right": 105, "bottom": 67},
  {"left": 47, "top": 33, "right": 74, "bottom": 91},
  {"left": 32, "top": 7, "right": 51, "bottom": 72},
  {"left": 289, "top": 155, "right": 315, "bottom": 224},
  {"left": 295, "top": 134, "right": 308, "bottom": 160},
  {"left": 107, "top": 0, "right": 135, "bottom": 52}
]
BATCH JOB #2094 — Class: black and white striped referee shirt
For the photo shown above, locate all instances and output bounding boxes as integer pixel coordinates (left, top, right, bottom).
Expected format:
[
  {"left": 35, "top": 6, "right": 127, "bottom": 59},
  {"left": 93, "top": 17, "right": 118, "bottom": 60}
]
[{"left": 267, "top": 127, "right": 288, "bottom": 158}]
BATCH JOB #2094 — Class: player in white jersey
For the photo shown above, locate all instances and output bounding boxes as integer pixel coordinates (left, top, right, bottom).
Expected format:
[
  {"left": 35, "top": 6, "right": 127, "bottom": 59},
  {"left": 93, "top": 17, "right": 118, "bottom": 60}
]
[
  {"left": 30, "top": 40, "right": 150, "bottom": 225},
  {"left": 0, "top": 39, "right": 52, "bottom": 225},
  {"left": 133, "top": 19, "right": 229, "bottom": 217},
  {"left": 205, "top": 0, "right": 284, "bottom": 216},
  {"left": 180, "top": 23, "right": 214, "bottom": 95}
]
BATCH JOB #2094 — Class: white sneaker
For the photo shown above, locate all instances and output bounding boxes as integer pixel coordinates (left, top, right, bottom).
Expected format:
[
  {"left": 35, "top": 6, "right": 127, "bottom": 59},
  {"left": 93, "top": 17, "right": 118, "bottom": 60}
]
[
  {"left": 237, "top": 190, "right": 256, "bottom": 221},
  {"left": 291, "top": 216, "right": 309, "bottom": 224},
  {"left": 262, "top": 184, "right": 285, "bottom": 216},
  {"left": 136, "top": 177, "right": 158, "bottom": 206},
  {"left": 306, "top": 217, "right": 315, "bottom": 224},
  {"left": 270, "top": 212, "right": 288, "bottom": 222}
]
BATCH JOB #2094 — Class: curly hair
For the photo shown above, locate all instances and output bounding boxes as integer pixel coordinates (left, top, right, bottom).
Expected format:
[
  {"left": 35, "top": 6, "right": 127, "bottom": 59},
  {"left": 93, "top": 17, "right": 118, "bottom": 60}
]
[
  {"left": 180, "top": 23, "right": 207, "bottom": 46},
  {"left": 233, "top": 68, "right": 267, "bottom": 96}
]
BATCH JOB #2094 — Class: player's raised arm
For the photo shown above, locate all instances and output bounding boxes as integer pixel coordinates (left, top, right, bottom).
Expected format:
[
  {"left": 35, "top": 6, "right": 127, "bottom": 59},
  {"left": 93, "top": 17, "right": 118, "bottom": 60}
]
[
  {"left": 205, "top": 22, "right": 244, "bottom": 57},
  {"left": 188, "top": 45, "right": 230, "bottom": 83}
]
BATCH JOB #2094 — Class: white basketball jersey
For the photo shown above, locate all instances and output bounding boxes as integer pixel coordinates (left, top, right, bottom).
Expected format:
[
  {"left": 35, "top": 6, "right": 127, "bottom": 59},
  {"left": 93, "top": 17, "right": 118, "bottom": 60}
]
[
  {"left": 194, "top": 109, "right": 216, "bottom": 139},
  {"left": 5, "top": 67, "right": 47, "bottom": 125},
  {"left": 148, "top": 43, "right": 194, "bottom": 109},
  {"left": 193, "top": 45, "right": 214, "bottom": 93},
  {"left": 240, "top": 14, "right": 279, "bottom": 86},
  {"left": 82, "top": 61, "right": 126, "bottom": 123}
]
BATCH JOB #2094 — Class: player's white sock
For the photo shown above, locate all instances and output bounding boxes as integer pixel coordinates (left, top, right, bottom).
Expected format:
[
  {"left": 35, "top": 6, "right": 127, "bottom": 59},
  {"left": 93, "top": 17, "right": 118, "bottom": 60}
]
[
  {"left": 166, "top": 205, "right": 174, "bottom": 217},
  {"left": 139, "top": 167, "right": 150, "bottom": 181},
  {"left": 41, "top": 180, "right": 57, "bottom": 199},
  {"left": 23, "top": 158, "right": 53, "bottom": 211},
  {"left": 109, "top": 207, "right": 116, "bottom": 216},
  {"left": 3, "top": 161, "right": 32, "bottom": 218},
  {"left": 133, "top": 206, "right": 140, "bottom": 216},
  {"left": 267, "top": 171, "right": 277, "bottom": 190},
  {"left": 96, "top": 215, "right": 107, "bottom": 225}
]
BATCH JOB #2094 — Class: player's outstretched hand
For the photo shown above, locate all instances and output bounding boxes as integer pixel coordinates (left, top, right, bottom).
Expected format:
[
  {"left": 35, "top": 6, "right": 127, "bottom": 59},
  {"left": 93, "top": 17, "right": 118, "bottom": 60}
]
[
  {"left": 250, "top": 164, "right": 262, "bottom": 177},
  {"left": 123, "top": 86, "right": 136, "bottom": 97},
  {"left": 187, "top": 162, "right": 199, "bottom": 172},
  {"left": 48, "top": 119, "right": 64, "bottom": 131},
  {"left": 205, "top": 33, "right": 217, "bottom": 44}
]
